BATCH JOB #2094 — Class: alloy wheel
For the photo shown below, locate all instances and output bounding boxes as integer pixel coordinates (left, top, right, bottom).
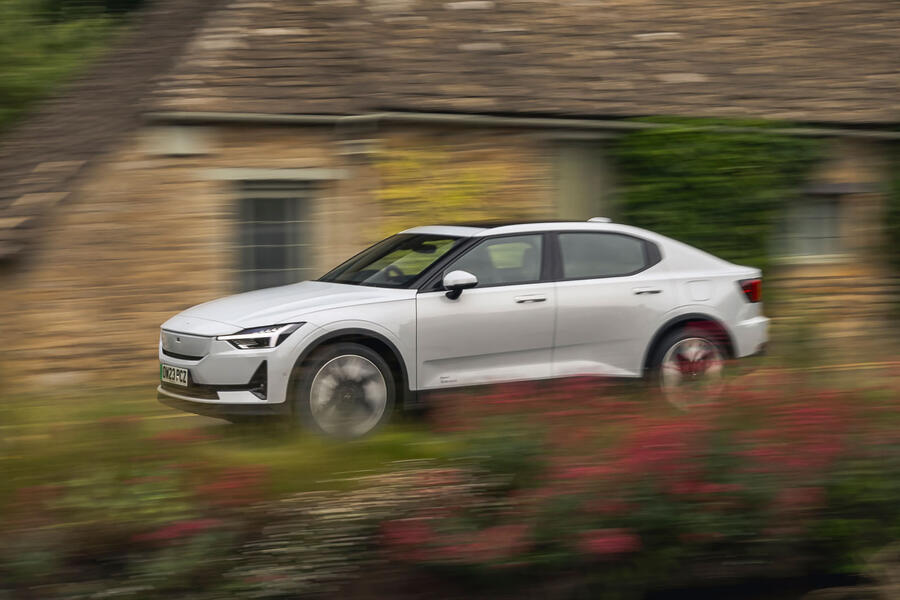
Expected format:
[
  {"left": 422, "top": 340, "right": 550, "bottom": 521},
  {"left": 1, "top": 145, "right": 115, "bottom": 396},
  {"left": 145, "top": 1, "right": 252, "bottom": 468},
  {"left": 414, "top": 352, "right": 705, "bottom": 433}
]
[
  {"left": 308, "top": 354, "right": 388, "bottom": 437},
  {"left": 659, "top": 337, "right": 724, "bottom": 410}
]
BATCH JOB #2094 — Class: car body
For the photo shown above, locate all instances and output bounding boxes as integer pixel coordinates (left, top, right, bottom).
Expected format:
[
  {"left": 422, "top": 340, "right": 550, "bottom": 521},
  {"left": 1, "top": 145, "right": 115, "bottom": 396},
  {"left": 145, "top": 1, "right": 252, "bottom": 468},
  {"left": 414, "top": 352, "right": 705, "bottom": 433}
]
[{"left": 158, "top": 220, "right": 768, "bottom": 435}]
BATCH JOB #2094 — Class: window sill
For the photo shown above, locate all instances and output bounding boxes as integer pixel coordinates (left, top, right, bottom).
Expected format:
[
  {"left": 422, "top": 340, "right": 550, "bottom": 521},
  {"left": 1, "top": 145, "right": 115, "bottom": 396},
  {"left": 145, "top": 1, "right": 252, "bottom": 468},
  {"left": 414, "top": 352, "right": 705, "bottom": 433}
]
[{"left": 771, "top": 253, "right": 853, "bottom": 266}]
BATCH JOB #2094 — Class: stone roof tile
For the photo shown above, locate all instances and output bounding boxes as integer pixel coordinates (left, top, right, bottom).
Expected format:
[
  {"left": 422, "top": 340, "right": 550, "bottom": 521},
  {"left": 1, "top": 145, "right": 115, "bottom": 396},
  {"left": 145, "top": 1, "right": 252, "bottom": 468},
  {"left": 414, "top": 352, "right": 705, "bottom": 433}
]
[
  {"left": 153, "top": 0, "right": 899, "bottom": 123},
  {"left": 0, "top": 0, "right": 223, "bottom": 260}
]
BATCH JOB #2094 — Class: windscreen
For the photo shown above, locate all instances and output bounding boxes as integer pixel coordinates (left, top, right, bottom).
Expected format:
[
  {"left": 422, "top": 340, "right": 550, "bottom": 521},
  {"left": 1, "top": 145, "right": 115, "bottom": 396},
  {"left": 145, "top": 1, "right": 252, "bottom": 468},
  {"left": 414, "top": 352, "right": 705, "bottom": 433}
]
[{"left": 319, "top": 234, "right": 462, "bottom": 288}]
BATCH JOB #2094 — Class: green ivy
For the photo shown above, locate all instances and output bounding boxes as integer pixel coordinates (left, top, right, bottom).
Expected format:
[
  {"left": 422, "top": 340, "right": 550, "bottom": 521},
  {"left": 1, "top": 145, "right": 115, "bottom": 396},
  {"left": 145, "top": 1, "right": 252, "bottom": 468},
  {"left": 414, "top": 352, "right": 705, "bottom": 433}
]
[{"left": 612, "top": 118, "right": 822, "bottom": 271}]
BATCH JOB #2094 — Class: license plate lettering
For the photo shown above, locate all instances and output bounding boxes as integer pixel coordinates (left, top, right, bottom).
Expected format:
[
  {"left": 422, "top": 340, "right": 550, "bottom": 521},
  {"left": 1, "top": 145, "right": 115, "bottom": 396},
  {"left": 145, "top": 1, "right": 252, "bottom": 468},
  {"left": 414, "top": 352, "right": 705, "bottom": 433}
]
[{"left": 160, "top": 364, "right": 188, "bottom": 387}]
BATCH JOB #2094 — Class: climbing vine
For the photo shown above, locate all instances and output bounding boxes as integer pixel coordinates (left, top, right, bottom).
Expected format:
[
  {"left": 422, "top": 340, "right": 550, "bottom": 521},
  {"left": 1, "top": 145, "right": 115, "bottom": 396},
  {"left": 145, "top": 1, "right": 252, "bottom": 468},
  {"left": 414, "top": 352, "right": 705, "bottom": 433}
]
[{"left": 613, "top": 118, "right": 822, "bottom": 270}]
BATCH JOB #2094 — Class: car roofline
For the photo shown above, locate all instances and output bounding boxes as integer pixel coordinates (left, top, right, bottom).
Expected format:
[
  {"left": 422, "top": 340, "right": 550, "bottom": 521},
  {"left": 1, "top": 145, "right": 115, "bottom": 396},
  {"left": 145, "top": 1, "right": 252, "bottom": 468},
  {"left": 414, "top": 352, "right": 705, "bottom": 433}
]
[
  {"left": 472, "top": 221, "right": 643, "bottom": 237},
  {"left": 399, "top": 220, "right": 659, "bottom": 239},
  {"left": 398, "top": 225, "right": 487, "bottom": 237}
]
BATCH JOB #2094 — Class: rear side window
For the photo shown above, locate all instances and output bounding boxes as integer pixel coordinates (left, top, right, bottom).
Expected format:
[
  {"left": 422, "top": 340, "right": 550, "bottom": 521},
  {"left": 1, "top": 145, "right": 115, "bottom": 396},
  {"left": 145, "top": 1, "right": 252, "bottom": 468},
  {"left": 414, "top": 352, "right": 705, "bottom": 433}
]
[{"left": 558, "top": 232, "right": 649, "bottom": 279}]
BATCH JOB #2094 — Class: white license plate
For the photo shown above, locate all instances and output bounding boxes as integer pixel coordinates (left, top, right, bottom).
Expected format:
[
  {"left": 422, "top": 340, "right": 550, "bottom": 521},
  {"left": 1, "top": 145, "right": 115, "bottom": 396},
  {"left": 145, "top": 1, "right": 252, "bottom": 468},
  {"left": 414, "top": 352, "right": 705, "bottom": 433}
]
[{"left": 160, "top": 364, "right": 188, "bottom": 387}]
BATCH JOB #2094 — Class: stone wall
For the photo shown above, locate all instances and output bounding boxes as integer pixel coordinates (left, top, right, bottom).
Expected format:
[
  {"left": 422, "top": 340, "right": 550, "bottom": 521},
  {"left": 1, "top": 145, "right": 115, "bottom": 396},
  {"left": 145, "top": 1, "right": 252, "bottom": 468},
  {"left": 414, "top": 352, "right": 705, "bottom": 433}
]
[
  {"left": 770, "top": 138, "right": 899, "bottom": 356},
  {"left": 0, "top": 124, "right": 553, "bottom": 389}
]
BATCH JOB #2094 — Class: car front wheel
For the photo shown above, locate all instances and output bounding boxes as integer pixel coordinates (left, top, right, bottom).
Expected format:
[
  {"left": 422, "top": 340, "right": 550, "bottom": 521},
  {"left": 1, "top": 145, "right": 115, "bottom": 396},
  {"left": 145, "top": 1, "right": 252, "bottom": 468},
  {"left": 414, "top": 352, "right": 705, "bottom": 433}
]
[{"left": 294, "top": 342, "right": 395, "bottom": 439}]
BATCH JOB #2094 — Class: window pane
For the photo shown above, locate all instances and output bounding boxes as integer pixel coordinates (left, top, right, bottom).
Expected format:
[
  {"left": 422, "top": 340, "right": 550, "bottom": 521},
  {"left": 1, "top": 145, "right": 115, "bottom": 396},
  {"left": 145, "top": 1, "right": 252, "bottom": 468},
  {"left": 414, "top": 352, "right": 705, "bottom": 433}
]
[
  {"left": 238, "top": 183, "right": 313, "bottom": 291},
  {"left": 559, "top": 233, "right": 646, "bottom": 279},
  {"left": 450, "top": 234, "right": 543, "bottom": 286},
  {"left": 778, "top": 196, "right": 841, "bottom": 257}
]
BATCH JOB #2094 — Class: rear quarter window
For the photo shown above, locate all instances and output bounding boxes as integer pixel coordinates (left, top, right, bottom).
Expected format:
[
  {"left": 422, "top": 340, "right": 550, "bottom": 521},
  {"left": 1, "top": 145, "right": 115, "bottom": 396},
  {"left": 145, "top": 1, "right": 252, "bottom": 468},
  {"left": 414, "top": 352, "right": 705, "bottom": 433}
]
[{"left": 559, "top": 232, "right": 651, "bottom": 279}]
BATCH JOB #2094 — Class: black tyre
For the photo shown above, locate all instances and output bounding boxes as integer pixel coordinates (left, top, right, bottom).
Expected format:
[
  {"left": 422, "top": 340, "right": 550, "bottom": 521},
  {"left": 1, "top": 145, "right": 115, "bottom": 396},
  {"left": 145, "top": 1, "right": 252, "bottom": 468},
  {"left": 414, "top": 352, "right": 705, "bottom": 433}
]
[
  {"left": 292, "top": 342, "right": 396, "bottom": 438},
  {"left": 648, "top": 326, "right": 727, "bottom": 410}
]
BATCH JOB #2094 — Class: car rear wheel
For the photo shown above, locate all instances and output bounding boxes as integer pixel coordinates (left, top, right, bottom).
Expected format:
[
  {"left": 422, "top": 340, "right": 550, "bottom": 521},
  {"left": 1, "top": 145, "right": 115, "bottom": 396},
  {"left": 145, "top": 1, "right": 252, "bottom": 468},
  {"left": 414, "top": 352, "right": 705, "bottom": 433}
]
[
  {"left": 650, "top": 328, "right": 726, "bottom": 410},
  {"left": 294, "top": 342, "right": 395, "bottom": 439}
]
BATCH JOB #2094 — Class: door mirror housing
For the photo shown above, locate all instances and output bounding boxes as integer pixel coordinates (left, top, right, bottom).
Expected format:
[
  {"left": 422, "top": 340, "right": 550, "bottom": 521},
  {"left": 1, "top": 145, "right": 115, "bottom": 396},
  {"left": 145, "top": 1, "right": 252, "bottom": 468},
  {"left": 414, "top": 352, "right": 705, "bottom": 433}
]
[{"left": 443, "top": 270, "right": 478, "bottom": 299}]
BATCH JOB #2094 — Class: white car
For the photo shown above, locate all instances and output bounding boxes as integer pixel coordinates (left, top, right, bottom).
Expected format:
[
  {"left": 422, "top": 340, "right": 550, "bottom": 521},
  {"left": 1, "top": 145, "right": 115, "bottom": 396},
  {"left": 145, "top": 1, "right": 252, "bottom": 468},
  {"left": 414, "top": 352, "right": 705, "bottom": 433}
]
[{"left": 158, "top": 219, "right": 768, "bottom": 436}]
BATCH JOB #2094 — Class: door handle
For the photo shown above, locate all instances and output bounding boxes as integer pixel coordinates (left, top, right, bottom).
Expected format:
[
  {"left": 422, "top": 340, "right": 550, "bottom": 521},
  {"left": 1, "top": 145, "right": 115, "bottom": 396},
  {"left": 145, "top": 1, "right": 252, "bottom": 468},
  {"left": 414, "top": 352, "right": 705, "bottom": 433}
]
[
  {"left": 514, "top": 295, "right": 547, "bottom": 304},
  {"left": 633, "top": 287, "right": 662, "bottom": 295}
]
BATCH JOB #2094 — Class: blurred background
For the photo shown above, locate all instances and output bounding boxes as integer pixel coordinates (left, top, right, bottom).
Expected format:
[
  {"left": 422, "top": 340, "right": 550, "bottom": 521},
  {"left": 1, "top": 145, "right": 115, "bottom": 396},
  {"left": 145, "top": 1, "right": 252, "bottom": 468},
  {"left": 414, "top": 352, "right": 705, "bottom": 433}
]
[{"left": 0, "top": 0, "right": 899, "bottom": 598}]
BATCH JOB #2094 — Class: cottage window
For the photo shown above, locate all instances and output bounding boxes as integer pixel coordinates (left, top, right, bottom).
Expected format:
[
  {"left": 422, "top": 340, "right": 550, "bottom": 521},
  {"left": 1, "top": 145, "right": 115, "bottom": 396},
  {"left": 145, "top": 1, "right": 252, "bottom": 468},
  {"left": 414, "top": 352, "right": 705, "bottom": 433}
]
[
  {"left": 237, "top": 181, "right": 315, "bottom": 291},
  {"left": 778, "top": 194, "right": 842, "bottom": 258}
]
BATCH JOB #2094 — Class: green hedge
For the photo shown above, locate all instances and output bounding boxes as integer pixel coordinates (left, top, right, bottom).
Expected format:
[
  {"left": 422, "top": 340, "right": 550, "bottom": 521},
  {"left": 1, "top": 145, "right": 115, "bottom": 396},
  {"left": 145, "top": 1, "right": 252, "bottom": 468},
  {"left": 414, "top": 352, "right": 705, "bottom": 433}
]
[
  {"left": 613, "top": 119, "right": 822, "bottom": 271},
  {"left": 0, "top": 0, "right": 142, "bottom": 131}
]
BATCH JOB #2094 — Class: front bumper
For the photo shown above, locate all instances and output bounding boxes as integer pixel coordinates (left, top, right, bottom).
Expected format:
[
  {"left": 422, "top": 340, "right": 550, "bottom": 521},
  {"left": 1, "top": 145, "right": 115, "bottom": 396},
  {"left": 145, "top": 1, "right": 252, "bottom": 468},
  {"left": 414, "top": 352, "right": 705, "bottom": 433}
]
[
  {"left": 157, "top": 385, "right": 290, "bottom": 419},
  {"left": 158, "top": 322, "right": 320, "bottom": 405}
]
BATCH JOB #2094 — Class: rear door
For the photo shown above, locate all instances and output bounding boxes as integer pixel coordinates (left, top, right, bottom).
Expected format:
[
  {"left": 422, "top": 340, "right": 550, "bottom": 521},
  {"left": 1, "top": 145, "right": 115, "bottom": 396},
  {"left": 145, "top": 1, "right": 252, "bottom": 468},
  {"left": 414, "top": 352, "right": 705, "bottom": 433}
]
[
  {"left": 551, "top": 231, "right": 672, "bottom": 377},
  {"left": 416, "top": 233, "right": 556, "bottom": 389}
]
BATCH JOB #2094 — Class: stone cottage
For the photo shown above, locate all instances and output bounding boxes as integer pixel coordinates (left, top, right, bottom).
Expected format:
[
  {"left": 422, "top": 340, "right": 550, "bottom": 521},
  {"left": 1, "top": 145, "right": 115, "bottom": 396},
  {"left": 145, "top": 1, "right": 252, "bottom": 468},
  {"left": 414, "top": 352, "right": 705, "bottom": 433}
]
[{"left": 0, "top": 0, "right": 898, "bottom": 388}]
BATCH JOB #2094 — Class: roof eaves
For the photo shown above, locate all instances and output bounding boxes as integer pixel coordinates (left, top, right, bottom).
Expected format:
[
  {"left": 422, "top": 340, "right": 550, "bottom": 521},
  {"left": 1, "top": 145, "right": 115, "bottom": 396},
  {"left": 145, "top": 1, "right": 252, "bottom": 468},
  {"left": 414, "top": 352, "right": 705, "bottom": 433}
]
[{"left": 143, "top": 110, "right": 900, "bottom": 139}]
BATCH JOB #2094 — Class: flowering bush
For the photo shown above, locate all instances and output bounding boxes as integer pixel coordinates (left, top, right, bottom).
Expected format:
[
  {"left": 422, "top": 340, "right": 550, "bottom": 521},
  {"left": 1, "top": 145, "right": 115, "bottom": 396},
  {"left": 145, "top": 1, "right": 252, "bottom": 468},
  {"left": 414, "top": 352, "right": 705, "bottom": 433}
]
[
  {"left": 2, "top": 373, "right": 899, "bottom": 599},
  {"left": 0, "top": 412, "right": 488, "bottom": 599},
  {"left": 379, "top": 373, "right": 900, "bottom": 595},
  {"left": 0, "top": 419, "right": 253, "bottom": 597}
]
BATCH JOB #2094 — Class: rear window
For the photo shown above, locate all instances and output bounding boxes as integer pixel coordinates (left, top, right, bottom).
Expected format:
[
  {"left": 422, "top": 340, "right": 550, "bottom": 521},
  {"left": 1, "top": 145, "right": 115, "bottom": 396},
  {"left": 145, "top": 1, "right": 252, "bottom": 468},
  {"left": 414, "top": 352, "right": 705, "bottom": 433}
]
[{"left": 559, "top": 232, "right": 648, "bottom": 279}]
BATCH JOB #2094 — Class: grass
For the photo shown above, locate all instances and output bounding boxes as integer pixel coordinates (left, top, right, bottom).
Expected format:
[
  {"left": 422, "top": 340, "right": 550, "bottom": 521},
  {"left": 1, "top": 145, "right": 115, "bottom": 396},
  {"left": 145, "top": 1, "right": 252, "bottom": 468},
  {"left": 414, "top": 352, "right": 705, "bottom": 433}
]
[{"left": 0, "top": 385, "right": 457, "bottom": 513}]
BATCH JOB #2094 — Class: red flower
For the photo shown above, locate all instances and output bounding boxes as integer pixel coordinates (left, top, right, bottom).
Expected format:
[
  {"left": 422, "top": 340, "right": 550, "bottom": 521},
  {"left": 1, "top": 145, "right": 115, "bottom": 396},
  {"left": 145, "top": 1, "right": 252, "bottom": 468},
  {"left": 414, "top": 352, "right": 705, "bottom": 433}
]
[
  {"left": 195, "top": 466, "right": 267, "bottom": 507},
  {"left": 616, "top": 419, "right": 710, "bottom": 482},
  {"left": 467, "top": 523, "right": 531, "bottom": 562},
  {"left": 695, "top": 482, "right": 744, "bottom": 495},
  {"left": 773, "top": 486, "right": 825, "bottom": 512},
  {"left": 578, "top": 528, "right": 641, "bottom": 557},
  {"left": 667, "top": 479, "right": 701, "bottom": 495},
  {"left": 14, "top": 484, "right": 62, "bottom": 504},
  {"left": 381, "top": 518, "right": 433, "bottom": 548},
  {"left": 133, "top": 518, "right": 223, "bottom": 543},
  {"left": 583, "top": 499, "right": 633, "bottom": 516}
]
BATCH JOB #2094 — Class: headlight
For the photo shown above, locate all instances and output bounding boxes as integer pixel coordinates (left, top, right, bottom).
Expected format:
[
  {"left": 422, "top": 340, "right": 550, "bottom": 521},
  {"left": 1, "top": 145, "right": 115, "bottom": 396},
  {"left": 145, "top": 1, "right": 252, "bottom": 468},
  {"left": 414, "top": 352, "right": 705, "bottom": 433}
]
[{"left": 217, "top": 323, "right": 304, "bottom": 350}]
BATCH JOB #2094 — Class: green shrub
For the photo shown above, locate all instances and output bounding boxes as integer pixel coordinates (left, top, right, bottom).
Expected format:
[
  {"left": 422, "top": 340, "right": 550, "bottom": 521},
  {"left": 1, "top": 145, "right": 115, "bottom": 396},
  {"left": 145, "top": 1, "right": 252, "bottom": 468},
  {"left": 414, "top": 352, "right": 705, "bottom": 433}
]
[{"left": 613, "top": 119, "right": 821, "bottom": 271}]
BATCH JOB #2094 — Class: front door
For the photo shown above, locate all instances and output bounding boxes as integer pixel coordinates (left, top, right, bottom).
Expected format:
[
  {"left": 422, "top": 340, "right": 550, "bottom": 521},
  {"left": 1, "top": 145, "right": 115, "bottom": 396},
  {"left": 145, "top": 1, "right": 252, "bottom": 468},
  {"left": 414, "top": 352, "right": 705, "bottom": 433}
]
[{"left": 416, "top": 233, "right": 556, "bottom": 389}]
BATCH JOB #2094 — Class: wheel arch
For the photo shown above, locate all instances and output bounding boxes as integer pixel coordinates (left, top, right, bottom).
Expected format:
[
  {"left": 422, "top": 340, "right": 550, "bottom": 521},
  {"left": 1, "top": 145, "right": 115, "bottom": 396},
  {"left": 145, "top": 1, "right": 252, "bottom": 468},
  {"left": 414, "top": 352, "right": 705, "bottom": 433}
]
[
  {"left": 642, "top": 313, "right": 735, "bottom": 375},
  {"left": 289, "top": 328, "right": 413, "bottom": 408}
]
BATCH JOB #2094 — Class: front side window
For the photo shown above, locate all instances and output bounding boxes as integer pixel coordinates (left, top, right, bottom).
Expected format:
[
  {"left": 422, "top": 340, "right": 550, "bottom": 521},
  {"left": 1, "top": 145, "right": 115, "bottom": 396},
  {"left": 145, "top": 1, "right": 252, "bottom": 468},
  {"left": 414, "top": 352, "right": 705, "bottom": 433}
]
[
  {"left": 559, "top": 232, "right": 648, "bottom": 279},
  {"left": 320, "top": 234, "right": 460, "bottom": 288},
  {"left": 448, "top": 234, "right": 544, "bottom": 286}
]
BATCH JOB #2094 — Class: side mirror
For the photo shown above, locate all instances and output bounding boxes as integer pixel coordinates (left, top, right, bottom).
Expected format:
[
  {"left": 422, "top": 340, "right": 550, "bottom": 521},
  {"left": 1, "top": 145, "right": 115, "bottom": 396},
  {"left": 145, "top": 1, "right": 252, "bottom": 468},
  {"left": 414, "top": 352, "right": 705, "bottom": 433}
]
[{"left": 443, "top": 270, "right": 478, "bottom": 299}]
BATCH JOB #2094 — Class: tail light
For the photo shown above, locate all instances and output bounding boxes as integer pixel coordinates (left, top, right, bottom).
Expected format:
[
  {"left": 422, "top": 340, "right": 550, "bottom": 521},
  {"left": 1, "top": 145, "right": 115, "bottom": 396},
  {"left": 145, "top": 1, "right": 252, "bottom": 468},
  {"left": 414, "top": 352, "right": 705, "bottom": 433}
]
[{"left": 739, "top": 278, "right": 762, "bottom": 303}]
